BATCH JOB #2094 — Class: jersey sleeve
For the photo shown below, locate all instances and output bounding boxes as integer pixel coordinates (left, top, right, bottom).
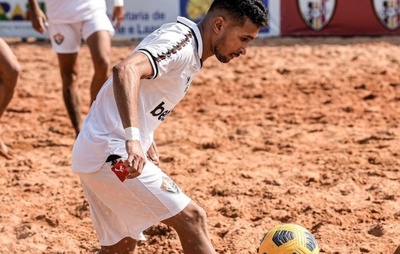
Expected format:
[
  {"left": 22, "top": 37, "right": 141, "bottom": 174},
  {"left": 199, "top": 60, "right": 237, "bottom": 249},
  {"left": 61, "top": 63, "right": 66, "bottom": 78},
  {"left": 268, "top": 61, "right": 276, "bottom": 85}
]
[{"left": 136, "top": 24, "right": 196, "bottom": 79}]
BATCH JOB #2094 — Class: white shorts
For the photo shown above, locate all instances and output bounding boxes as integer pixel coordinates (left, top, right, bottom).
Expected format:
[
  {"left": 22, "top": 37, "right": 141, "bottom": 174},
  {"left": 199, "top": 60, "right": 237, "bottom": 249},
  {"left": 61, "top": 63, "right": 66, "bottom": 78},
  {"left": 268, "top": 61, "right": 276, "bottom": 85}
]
[
  {"left": 76, "top": 157, "right": 191, "bottom": 246},
  {"left": 48, "top": 10, "right": 114, "bottom": 54}
]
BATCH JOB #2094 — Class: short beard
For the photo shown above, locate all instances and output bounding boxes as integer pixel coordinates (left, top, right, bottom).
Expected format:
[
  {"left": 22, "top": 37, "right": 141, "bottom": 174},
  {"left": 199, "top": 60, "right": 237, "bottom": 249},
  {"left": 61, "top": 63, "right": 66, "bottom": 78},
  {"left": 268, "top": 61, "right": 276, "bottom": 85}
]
[{"left": 213, "top": 37, "right": 230, "bottom": 63}]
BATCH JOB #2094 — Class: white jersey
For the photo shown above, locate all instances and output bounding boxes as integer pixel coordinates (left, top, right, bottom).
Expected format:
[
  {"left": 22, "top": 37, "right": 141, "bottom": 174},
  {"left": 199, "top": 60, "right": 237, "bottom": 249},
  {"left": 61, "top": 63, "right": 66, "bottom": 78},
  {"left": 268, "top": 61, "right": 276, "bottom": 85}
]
[
  {"left": 45, "top": 0, "right": 107, "bottom": 23},
  {"left": 71, "top": 16, "right": 203, "bottom": 173}
]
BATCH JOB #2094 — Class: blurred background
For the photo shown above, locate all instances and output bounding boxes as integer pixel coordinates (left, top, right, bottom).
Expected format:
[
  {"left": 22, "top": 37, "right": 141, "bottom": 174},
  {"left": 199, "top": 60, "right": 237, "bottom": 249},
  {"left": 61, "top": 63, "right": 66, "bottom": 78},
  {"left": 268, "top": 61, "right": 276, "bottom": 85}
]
[{"left": 2, "top": 0, "right": 400, "bottom": 40}]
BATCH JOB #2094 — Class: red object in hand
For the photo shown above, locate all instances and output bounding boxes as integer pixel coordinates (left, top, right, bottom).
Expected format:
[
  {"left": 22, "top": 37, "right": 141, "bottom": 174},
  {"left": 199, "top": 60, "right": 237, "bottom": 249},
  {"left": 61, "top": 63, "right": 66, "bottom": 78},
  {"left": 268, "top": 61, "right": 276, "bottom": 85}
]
[{"left": 111, "top": 159, "right": 129, "bottom": 182}]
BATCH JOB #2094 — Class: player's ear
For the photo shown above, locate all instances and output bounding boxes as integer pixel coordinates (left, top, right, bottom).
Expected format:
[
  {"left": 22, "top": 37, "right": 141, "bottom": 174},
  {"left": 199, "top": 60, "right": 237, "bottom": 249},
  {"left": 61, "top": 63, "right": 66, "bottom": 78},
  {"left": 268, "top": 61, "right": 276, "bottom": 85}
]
[{"left": 213, "top": 17, "right": 224, "bottom": 34}]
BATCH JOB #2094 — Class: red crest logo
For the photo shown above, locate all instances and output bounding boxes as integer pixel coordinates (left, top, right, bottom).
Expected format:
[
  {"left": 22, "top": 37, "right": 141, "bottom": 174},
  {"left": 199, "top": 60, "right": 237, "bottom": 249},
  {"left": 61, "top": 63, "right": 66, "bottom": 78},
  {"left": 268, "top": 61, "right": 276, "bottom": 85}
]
[
  {"left": 297, "top": 0, "right": 337, "bottom": 31},
  {"left": 53, "top": 33, "right": 64, "bottom": 45},
  {"left": 161, "top": 177, "right": 180, "bottom": 194},
  {"left": 372, "top": 0, "right": 400, "bottom": 30}
]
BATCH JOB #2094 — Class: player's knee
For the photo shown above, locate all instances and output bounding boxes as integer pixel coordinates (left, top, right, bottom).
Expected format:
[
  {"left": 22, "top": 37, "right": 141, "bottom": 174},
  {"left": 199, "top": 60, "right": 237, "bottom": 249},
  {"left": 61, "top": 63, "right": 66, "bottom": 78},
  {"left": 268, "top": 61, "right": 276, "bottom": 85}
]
[
  {"left": 2, "top": 61, "right": 20, "bottom": 88},
  {"left": 183, "top": 202, "right": 208, "bottom": 228},
  {"left": 11, "top": 62, "right": 20, "bottom": 80},
  {"left": 60, "top": 70, "right": 79, "bottom": 87},
  {"left": 94, "top": 57, "right": 110, "bottom": 73}
]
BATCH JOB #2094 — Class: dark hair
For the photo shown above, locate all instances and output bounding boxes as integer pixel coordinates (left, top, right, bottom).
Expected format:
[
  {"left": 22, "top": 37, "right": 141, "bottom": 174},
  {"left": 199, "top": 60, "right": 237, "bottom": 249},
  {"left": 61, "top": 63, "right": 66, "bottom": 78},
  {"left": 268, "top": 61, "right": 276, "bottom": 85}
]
[{"left": 208, "top": 0, "right": 269, "bottom": 28}]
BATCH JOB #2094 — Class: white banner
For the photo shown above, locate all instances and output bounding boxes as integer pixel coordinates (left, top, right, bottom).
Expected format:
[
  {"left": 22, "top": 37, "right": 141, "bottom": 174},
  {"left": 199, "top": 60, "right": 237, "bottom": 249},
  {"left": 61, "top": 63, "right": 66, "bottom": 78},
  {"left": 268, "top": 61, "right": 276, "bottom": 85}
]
[
  {"left": 106, "top": 0, "right": 179, "bottom": 38},
  {"left": 264, "top": 0, "right": 281, "bottom": 37}
]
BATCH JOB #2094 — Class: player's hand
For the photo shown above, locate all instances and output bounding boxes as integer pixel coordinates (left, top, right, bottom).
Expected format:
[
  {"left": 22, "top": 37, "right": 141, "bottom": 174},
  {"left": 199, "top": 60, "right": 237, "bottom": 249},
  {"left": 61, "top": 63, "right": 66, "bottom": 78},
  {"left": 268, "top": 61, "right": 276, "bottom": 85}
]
[
  {"left": 124, "top": 139, "right": 146, "bottom": 179},
  {"left": 29, "top": 7, "right": 48, "bottom": 34},
  {"left": 112, "top": 6, "right": 125, "bottom": 29},
  {"left": 147, "top": 140, "right": 159, "bottom": 166}
]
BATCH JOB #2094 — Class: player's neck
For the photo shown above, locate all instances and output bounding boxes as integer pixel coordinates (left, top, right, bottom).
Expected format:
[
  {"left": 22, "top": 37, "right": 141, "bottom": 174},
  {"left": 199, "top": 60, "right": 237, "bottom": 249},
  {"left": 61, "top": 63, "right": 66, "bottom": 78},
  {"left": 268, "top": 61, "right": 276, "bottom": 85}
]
[{"left": 197, "top": 20, "right": 212, "bottom": 62}]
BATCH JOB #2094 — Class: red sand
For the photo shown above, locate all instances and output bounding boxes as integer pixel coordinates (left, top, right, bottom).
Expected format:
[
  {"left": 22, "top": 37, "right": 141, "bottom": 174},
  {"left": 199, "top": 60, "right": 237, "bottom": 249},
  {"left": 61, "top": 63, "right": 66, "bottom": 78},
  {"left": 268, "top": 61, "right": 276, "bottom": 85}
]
[{"left": 0, "top": 36, "right": 399, "bottom": 254}]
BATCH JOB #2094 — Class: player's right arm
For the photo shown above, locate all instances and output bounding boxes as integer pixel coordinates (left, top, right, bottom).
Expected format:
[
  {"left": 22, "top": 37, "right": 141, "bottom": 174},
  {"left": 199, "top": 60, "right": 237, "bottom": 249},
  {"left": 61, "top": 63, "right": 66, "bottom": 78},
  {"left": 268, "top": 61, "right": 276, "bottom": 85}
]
[
  {"left": 112, "top": 0, "right": 125, "bottom": 29},
  {"left": 28, "top": 0, "right": 48, "bottom": 34},
  {"left": 113, "top": 52, "right": 154, "bottom": 178}
]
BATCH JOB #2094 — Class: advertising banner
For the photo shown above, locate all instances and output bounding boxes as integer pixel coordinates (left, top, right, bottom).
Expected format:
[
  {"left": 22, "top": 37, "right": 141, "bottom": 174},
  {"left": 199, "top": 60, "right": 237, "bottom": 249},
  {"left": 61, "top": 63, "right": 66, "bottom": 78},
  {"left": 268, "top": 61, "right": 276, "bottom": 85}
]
[
  {"left": 281, "top": 0, "right": 400, "bottom": 36},
  {"left": 3, "top": 0, "right": 400, "bottom": 38},
  {"left": 0, "top": 0, "right": 279, "bottom": 39},
  {"left": 178, "top": 0, "right": 280, "bottom": 37},
  {"left": 0, "top": 0, "right": 180, "bottom": 38},
  {"left": 106, "top": 0, "right": 179, "bottom": 38},
  {"left": 109, "top": 0, "right": 281, "bottom": 38},
  {"left": 265, "top": 0, "right": 281, "bottom": 37},
  {"left": 0, "top": 0, "right": 47, "bottom": 38}
]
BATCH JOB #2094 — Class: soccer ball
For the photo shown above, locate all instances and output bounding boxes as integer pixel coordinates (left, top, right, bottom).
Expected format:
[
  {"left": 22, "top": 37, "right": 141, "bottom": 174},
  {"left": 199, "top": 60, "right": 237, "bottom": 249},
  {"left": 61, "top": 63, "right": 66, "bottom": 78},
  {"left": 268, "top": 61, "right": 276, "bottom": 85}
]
[{"left": 258, "top": 223, "right": 319, "bottom": 254}]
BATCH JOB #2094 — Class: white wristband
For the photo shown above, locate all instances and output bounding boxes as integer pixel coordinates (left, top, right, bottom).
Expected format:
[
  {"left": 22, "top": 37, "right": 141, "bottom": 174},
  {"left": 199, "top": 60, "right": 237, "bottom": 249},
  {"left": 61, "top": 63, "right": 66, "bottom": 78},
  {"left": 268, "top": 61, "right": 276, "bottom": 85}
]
[
  {"left": 124, "top": 127, "right": 140, "bottom": 141},
  {"left": 114, "top": 0, "right": 124, "bottom": 6}
]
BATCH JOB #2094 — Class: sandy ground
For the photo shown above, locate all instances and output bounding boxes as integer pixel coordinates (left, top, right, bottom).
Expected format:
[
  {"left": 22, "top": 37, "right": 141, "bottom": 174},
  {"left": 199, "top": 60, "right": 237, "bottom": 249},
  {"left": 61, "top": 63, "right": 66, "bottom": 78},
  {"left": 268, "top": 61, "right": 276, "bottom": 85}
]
[{"left": 0, "top": 35, "right": 399, "bottom": 254}]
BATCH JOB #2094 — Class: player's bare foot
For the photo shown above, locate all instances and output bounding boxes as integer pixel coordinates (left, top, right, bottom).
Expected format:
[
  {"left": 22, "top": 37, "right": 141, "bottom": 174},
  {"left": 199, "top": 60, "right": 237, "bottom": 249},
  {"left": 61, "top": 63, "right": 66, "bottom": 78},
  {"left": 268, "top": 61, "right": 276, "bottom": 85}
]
[{"left": 0, "top": 136, "right": 14, "bottom": 159}]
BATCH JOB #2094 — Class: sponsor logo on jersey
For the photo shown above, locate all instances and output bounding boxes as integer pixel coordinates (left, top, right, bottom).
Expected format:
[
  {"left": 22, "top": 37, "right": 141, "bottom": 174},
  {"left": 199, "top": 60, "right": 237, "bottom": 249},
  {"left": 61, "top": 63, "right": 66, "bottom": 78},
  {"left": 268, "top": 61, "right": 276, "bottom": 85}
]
[
  {"left": 53, "top": 33, "right": 64, "bottom": 45},
  {"left": 372, "top": 0, "right": 400, "bottom": 30},
  {"left": 160, "top": 177, "right": 180, "bottom": 194},
  {"left": 149, "top": 98, "right": 174, "bottom": 121},
  {"left": 297, "top": 0, "right": 337, "bottom": 31}
]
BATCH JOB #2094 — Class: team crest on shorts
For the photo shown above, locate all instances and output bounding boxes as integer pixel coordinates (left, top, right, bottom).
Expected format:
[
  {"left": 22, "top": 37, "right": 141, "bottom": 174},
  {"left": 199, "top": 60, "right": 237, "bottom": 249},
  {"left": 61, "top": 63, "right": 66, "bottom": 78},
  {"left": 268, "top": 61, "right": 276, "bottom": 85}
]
[
  {"left": 53, "top": 33, "right": 64, "bottom": 45},
  {"left": 297, "top": 0, "right": 337, "bottom": 31},
  {"left": 161, "top": 177, "right": 180, "bottom": 194},
  {"left": 372, "top": 0, "right": 400, "bottom": 30}
]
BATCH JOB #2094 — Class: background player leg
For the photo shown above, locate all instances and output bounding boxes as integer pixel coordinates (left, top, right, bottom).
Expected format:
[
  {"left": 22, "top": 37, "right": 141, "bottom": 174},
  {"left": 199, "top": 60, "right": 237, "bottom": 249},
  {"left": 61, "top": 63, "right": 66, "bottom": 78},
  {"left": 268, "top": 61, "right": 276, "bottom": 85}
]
[
  {"left": 86, "top": 30, "right": 112, "bottom": 103},
  {"left": 0, "top": 39, "right": 20, "bottom": 159},
  {"left": 57, "top": 53, "right": 82, "bottom": 136}
]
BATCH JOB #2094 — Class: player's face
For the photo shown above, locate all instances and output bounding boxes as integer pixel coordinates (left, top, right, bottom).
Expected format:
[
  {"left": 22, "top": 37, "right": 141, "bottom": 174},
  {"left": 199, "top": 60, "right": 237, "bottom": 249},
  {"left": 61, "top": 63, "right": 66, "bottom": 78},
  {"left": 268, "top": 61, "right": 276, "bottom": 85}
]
[{"left": 214, "top": 19, "right": 260, "bottom": 63}]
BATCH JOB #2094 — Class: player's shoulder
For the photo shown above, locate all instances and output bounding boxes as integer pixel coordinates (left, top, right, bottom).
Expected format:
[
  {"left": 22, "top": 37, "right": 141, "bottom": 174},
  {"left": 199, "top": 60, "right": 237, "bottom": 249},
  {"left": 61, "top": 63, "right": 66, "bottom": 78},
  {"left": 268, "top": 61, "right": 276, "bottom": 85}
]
[
  {"left": 158, "top": 21, "right": 193, "bottom": 39},
  {"left": 138, "top": 22, "right": 194, "bottom": 52}
]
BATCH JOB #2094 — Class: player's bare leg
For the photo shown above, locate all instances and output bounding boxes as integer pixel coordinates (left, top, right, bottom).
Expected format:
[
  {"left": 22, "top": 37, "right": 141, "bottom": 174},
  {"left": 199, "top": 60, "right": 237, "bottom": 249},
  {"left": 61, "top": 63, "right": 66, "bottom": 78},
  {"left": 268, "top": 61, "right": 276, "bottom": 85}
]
[
  {"left": 100, "top": 236, "right": 137, "bottom": 254},
  {"left": 162, "top": 200, "right": 216, "bottom": 254},
  {"left": 0, "top": 39, "right": 20, "bottom": 159},
  {"left": 86, "top": 30, "right": 111, "bottom": 103},
  {"left": 57, "top": 52, "right": 82, "bottom": 136}
]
